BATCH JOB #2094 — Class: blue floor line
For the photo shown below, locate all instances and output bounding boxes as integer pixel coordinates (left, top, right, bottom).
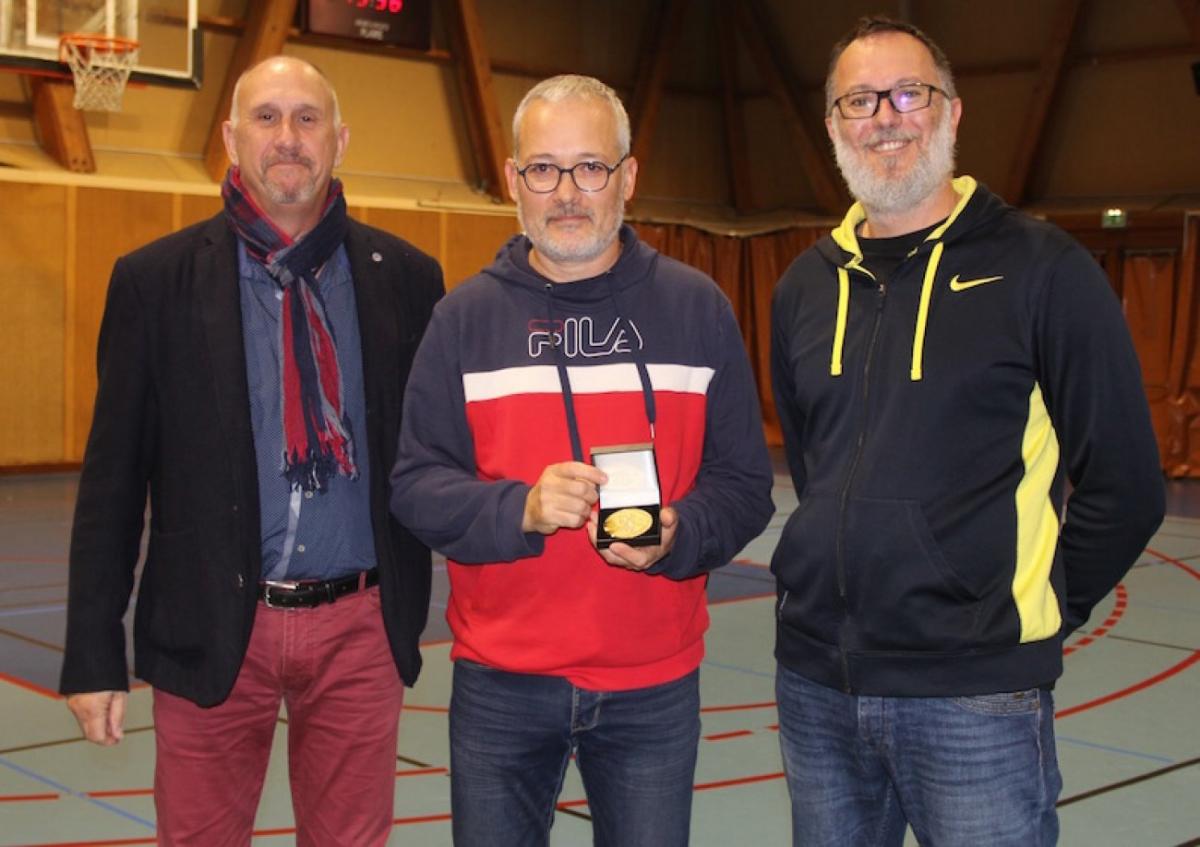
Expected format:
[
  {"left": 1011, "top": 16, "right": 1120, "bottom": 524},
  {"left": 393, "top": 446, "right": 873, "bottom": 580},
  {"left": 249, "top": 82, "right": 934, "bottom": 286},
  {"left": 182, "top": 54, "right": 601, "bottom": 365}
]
[
  {"left": 1054, "top": 734, "right": 1176, "bottom": 764},
  {"left": 0, "top": 754, "right": 157, "bottom": 830},
  {"left": 0, "top": 603, "right": 66, "bottom": 619},
  {"left": 701, "top": 658, "right": 776, "bottom": 680}
]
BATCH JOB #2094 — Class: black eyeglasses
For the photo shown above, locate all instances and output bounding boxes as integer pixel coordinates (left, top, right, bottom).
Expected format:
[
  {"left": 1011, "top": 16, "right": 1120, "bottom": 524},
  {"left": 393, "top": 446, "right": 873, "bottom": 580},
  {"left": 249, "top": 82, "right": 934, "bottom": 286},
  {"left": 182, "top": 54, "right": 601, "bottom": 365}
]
[
  {"left": 831, "top": 83, "right": 948, "bottom": 119},
  {"left": 514, "top": 154, "right": 628, "bottom": 193}
]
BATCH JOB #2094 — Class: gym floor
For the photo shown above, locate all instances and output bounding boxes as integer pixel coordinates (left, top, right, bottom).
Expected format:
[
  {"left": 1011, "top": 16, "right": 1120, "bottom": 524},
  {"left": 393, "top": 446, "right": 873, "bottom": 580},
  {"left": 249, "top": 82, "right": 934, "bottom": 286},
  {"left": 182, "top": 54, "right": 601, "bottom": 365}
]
[{"left": 1, "top": 461, "right": 1197, "bottom": 846}]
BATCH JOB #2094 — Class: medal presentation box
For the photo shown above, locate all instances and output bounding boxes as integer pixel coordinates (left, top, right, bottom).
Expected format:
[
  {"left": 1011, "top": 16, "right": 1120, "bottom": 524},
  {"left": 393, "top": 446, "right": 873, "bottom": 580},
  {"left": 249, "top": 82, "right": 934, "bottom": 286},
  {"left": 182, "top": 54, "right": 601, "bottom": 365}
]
[{"left": 592, "top": 444, "right": 661, "bottom": 549}]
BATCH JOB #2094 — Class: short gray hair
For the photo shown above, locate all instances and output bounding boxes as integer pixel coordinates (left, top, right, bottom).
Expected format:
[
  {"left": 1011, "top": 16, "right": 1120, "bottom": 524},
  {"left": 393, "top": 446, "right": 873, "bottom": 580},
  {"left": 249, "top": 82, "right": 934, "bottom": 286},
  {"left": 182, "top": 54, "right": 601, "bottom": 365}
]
[
  {"left": 228, "top": 56, "right": 343, "bottom": 129},
  {"left": 511, "top": 74, "right": 630, "bottom": 160}
]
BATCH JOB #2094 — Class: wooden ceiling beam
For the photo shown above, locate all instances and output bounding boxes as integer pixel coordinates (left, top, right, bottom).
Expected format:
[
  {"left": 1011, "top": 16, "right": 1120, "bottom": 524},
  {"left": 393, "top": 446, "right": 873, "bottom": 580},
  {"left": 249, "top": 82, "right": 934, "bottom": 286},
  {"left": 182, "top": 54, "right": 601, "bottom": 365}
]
[
  {"left": 717, "top": 17, "right": 754, "bottom": 213},
  {"left": 447, "top": 0, "right": 508, "bottom": 200},
  {"left": 734, "top": 0, "right": 844, "bottom": 214},
  {"left": 201, "top": 0, "right": 298, "bottom": 182},
  {"left": 1002, "top": 0, "right": 1084, "bottom": 206},
  {"left": 185, "top": 12, "right": 1196, "bottom": 94},
  {"left": 31, "top": 80, "right": 94, "bottom": 173},
  {"left": 1177, "top": 0, "right": 1200, "bottom": 45},
  {"left": 628, "top": 0, "right": 690, "bottom": 170}
]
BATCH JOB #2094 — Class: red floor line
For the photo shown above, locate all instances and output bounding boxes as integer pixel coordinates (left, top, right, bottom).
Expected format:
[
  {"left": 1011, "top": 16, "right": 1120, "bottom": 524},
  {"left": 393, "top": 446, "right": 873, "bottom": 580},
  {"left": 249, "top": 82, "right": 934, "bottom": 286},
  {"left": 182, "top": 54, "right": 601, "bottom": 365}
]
[
  {"left": 0, "top": 792, "right": 58, "bottom": 802},
  {"left": 401, "top": 704, "right": 449, "bottom": 714},
  {"left": 395, "top": 767, "right": 448, "bottom": 777},
  {"left": 86, "top": 788, "right": 154, "bottom": 798},
  {"left": 708, "top": 591, "right": 774, "bottom": 607},
  {"left": 22, "top": 835, "right": 157, "bottom": 839},
  {"left": 704, "top": 730, "right": 754, "bottom": 741},
  {"left": 1144, "top": 546, "right": 1200, "bottom": 580},
  {"left": 730, "top": 558, "right": 771, "bottom": 570},
  {"left": 1062, "top": 584, "right": 1128, "bottom": 656},
  {"left": 1056, "top": 649, "right": 1200, "bottom": 719},
  {"left": 556, "top": 798, "right": 590, "bottom": 809},
  {"left": 0, "top": 671, "right": 61, "bottom": 699},
  {"left": 700, "top": 700, "right": 776, "bottom": 714},
  {"left": 694, "top": 771, "right": 786, "bottom": 791}
]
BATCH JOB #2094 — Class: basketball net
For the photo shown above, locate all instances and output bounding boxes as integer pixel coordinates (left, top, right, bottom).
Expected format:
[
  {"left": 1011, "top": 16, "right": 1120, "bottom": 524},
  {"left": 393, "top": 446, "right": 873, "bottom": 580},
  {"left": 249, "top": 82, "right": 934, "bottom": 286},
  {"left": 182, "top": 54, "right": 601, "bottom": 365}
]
[{"left": 59, "top": 34, "right": 139, "bottom": 112}]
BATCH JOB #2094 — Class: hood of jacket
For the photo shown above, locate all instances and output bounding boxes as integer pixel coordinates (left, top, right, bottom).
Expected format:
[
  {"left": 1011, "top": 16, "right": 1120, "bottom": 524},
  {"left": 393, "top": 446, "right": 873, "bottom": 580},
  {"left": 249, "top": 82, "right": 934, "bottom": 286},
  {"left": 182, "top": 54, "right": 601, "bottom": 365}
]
[
  {"left": 481, "top": 223, "right": 658, "bottom": 308},
  {"left": 811, "top": 176, "right": 1012, "bottom": 381}
]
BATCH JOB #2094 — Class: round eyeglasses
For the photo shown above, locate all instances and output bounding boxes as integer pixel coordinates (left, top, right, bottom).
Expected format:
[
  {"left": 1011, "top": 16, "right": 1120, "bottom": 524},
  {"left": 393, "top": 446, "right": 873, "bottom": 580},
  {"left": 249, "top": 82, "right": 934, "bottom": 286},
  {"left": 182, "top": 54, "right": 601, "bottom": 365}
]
[
  {"left": 831, "top": 83, "right": 948, "bottom": 119},
  {"left": 514, "top": 154, "right": 629, "bottom": 193}
]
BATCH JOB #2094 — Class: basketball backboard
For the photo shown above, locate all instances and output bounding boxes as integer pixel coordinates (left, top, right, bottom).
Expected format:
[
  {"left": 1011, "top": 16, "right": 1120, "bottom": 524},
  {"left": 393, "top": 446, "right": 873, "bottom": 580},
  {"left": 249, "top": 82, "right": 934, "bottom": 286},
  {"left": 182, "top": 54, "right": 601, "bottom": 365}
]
[{"left": 0, "top": 0, "right": 200, "bottom": 88}]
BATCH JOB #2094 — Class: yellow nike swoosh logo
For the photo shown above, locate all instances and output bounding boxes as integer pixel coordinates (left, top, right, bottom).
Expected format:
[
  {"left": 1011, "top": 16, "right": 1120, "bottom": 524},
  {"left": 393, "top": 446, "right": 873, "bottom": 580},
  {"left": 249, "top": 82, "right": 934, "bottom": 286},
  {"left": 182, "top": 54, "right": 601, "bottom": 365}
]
[{"left": 949, "top": 274, "right": 1004, "bottom": 291}]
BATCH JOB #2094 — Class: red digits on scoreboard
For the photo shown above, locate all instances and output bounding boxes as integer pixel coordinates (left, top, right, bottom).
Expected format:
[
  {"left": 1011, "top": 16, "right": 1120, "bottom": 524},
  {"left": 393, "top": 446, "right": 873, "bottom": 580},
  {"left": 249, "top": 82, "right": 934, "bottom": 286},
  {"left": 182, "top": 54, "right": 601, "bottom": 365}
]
[{"left": 345, "top": 0, "right": 404, "bottom": 12}]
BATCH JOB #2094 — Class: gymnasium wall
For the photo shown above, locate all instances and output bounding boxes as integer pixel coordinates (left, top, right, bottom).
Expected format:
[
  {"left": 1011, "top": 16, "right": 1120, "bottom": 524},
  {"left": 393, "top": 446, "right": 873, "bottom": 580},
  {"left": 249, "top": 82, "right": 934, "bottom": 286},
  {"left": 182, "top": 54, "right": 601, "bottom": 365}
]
[{"left": 0, "top": 174, "right": 520, "bottom": 466}]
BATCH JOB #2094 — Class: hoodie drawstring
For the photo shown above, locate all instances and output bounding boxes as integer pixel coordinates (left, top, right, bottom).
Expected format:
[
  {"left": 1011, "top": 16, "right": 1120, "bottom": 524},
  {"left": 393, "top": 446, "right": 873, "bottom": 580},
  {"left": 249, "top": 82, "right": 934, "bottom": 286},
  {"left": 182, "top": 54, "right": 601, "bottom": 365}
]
[
  {"left": 910, "top": 241, "right": 944, "bottom": 381},
  {"left": 831, "top": 267, "right": 850, "bottom": 377},
  {"left": 546, "top": 283, "right": 586, "bottom": 462},
  {"left": 544, "top": 271, "right": 658, "bottom": 464},
  {"left": 830, "top": 241, "right": 942, "bottom": 383}
]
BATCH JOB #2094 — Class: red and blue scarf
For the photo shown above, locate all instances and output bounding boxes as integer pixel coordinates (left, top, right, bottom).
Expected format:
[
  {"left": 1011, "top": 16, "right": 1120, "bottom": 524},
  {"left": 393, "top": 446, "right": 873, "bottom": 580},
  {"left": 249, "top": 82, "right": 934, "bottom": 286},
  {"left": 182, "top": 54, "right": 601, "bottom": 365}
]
[{"left": 222, "top": 167, "right": 357, "bottom": 493}]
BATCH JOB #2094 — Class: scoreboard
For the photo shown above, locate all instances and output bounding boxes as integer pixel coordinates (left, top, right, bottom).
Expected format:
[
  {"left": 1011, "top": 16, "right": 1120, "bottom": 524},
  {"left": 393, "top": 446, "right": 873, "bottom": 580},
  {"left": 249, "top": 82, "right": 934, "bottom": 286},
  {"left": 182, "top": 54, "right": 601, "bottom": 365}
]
[{"left": 303, "top": 0, "right": 433, "bottom": 50}]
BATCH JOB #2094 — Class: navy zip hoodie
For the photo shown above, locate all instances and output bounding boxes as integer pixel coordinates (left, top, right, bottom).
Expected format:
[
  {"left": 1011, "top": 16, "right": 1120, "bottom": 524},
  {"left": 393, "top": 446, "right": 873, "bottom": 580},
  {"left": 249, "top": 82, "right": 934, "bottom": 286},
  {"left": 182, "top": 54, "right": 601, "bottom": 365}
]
[{"left": 770, "top": 177, "right": 1164, "bottom": 697}]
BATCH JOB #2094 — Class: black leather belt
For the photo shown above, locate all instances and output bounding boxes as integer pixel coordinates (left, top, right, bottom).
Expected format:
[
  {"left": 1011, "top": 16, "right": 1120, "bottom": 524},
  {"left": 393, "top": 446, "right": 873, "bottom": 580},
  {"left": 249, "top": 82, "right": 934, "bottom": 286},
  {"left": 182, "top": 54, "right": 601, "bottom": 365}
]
[{"left": 258, "top": 567, "right": 379, "bottom": 608}]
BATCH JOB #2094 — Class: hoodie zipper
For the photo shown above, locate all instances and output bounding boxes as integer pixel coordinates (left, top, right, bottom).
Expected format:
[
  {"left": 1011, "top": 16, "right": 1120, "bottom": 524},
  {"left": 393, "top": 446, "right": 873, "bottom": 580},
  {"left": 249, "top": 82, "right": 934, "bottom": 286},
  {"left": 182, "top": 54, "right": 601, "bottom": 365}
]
[{"left": 833, "top": 276, "right": 886, "bottom": 692}]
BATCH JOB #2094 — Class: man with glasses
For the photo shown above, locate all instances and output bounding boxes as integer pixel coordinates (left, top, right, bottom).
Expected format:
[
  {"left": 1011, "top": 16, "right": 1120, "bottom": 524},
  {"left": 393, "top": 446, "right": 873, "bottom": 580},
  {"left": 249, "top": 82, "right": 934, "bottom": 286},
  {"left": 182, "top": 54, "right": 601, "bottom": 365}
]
[
  {"left": 391, "top": 74, "right": 773, "bottom": 846},
  {"left": 770, "top": 16, "right": 1163, "bottom": 845}
]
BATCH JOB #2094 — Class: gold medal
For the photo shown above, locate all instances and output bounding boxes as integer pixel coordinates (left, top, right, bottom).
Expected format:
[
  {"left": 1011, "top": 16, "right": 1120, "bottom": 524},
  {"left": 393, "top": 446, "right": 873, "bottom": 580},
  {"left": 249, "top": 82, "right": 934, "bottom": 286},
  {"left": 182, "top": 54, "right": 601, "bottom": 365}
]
[{"left": 603, "top": 508, "right": 653, "bottom": 540}]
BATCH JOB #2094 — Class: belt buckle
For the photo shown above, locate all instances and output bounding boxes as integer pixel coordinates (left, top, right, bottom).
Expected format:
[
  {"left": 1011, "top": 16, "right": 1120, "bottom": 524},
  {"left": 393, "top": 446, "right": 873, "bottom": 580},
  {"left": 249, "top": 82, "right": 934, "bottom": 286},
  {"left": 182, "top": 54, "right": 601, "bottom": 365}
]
[{"left": 262, "top": 579, "right": 300, "bottom": 609}]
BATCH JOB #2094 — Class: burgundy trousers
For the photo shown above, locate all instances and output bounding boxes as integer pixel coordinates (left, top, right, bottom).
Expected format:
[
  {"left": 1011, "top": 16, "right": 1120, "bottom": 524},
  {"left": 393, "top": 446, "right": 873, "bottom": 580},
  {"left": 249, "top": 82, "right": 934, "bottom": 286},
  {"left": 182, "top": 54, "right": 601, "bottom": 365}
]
[{"left": 152, "top": 585, "right": 404, "bottom": 846}]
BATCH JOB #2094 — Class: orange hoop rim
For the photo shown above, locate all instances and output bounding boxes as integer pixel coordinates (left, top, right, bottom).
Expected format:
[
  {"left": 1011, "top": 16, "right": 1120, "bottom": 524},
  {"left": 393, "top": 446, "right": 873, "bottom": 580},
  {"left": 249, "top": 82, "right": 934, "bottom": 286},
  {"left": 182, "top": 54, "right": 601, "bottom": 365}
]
[{"left": 59, "top": 33, "right": 140, "bottom": 57}]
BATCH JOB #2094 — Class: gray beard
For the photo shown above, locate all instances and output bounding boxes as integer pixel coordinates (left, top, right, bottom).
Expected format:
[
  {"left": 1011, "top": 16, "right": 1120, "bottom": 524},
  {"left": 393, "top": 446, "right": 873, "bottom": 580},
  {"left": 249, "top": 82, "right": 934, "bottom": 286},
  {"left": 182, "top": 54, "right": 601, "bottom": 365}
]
[
  {"left": 832, "top": 109, "right": 957, "bottom": 217},
  {"left": 517, "top": 202, "right": 624, "bottom": 266}
]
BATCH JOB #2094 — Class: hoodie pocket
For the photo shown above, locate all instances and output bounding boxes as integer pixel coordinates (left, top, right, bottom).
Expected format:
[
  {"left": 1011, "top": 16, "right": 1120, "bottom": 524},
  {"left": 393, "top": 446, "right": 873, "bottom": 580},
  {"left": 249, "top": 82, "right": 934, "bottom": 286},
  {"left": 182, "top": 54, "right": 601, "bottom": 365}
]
[
  {"left": 770, "top": 493, "right": 844, "bottom": 644},
  {"left": 845, "top": 497, "right": 981, "bottom": 652}
]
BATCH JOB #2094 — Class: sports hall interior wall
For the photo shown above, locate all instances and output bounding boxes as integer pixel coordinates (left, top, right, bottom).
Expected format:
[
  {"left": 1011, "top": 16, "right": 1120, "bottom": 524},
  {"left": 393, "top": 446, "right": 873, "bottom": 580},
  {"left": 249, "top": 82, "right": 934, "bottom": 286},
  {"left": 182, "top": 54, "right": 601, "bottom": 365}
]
[{"left": 0, "top": 0, "right": 1198, "bottom": 470}]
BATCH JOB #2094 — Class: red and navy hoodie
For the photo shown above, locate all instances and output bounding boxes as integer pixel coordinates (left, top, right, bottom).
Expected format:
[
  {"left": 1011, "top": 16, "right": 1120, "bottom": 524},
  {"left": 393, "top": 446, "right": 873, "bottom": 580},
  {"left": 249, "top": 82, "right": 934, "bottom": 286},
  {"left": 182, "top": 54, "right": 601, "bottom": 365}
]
[{"left": 391, "top": 224, "right": 774, "bottom": 691}]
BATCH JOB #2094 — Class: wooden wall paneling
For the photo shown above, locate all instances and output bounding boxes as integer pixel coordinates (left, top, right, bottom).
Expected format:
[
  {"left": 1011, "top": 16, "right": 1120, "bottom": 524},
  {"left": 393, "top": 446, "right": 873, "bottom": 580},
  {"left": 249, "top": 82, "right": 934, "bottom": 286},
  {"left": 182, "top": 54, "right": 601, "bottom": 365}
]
[
  {"left": 0, "top": 183, "right": 69, "bottom": 464},
  {"left": 179, "top": 194, "right": 223, "bottom": 230},
  {"left": 442, "top": 212, "right": 520, "bottom": 289},
  {"left": 358, "top": 208, "right": 444, "bottom": 270},
  {"left": 69, "top": 188, "right": 176, "bottom": 460}
]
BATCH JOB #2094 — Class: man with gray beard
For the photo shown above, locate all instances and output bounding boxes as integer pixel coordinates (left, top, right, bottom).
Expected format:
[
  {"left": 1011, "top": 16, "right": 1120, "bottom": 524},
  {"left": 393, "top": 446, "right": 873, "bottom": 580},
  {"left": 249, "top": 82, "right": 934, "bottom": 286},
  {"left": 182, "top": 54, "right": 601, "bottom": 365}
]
[
  {"left": 391, "top": 74, "right": 773, "bottom": 846},
  {"left": 769, "top": 17, "right": 1163, "bottom": 846}
]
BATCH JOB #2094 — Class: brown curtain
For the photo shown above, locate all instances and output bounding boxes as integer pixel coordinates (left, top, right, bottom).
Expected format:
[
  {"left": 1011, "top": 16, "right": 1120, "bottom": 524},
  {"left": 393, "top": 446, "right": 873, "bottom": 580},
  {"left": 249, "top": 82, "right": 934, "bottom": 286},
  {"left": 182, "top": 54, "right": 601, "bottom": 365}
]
[
  {"left": 636, "top": 215, "right": 1200, "bottom": 472},
  {"left": 1165, "top": 215, "right": 1200, "bottom": 475},
  {"left": 634, "top": 222, "right": 824, "bottom": 446}
]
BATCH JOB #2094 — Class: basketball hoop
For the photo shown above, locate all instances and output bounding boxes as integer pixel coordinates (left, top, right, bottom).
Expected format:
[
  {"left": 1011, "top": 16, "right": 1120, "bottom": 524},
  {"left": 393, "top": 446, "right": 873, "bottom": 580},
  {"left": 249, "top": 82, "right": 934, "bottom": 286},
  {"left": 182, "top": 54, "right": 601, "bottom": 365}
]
[{"left": 59, "top": 34, "right": 139, "bottom": 113}]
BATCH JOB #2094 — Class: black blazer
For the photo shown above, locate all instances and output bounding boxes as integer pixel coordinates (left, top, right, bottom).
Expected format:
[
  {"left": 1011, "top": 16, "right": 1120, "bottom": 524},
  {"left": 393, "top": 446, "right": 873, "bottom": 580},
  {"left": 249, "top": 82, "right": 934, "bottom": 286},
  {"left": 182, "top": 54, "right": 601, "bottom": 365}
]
[{"left": 59, "top": 214, "right": 444, "bottom": 706}]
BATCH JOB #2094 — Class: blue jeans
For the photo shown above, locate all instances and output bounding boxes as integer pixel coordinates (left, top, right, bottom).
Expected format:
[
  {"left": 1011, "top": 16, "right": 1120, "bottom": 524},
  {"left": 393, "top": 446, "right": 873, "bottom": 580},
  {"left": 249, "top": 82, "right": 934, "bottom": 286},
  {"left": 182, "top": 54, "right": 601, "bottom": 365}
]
[
  {"left": 776, "top": 664, "right": 1061, "bottom": 846},
  {"left": 449, "top": 659, "right": 700, "bottom": 847}
]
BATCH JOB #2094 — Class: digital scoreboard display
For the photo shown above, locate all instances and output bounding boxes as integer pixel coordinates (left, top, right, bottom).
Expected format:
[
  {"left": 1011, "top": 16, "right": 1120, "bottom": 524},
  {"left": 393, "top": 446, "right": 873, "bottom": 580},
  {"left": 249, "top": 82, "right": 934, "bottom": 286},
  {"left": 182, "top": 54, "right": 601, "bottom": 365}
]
[{"left": 304, "top": 0, "right": 433, "bottom": 50}]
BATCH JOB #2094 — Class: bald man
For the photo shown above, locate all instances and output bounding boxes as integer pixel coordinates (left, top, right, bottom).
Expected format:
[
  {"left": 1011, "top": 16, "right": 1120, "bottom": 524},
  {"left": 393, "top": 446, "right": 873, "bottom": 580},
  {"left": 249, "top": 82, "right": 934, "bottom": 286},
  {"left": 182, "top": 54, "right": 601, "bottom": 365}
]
[{"left": 60, "top": 56, "right": 443, "bottom": 845}]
